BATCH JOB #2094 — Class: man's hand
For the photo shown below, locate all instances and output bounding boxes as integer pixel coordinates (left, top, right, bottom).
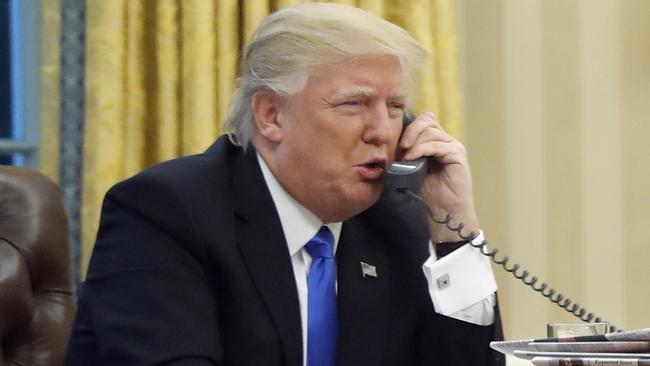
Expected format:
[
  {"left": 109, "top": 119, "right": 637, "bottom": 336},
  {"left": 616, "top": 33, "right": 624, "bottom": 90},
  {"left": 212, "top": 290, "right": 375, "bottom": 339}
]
[{"left": 398, "top": 112, "right": 479, "bottom": 243}]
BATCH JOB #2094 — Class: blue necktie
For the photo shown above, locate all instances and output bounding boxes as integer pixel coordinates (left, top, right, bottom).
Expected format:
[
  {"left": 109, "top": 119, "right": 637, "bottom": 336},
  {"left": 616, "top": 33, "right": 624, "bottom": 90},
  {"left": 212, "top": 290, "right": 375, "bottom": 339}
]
[{"left": 305, "top": 226, "right": 337, "bottom": 366}]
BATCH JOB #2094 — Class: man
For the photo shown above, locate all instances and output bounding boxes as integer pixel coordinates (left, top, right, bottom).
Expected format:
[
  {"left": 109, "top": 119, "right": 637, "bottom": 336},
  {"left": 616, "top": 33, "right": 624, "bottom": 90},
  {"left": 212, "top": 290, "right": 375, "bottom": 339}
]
[{"left": 66, "top": 3, "right": 504, "bottom": 365}]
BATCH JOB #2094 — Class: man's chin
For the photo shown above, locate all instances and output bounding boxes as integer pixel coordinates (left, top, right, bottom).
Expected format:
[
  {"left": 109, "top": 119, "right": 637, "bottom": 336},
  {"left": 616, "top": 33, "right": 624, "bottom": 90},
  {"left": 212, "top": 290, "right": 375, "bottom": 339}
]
[
  {"left": 317, "top": 183, "right": 383, "bottom": 222},
  {"left": 335, "top": 189, "right": 382, "bottom": 219}
]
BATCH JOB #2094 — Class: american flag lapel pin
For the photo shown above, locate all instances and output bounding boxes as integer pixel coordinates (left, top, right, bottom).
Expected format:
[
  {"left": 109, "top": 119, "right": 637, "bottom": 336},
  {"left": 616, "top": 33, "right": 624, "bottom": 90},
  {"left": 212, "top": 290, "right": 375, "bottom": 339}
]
[{"left": 360, "top": 261, "right": 377, "bottom": 278}]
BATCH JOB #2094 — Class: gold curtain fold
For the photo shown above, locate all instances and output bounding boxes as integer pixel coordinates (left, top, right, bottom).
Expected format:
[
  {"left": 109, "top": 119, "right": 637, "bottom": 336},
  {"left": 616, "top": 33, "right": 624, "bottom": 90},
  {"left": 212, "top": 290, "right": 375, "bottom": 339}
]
[
  {"left": 430, "top": 0, "right": 463, "bottom": 137},
  {"left": 40, "top": 0, "right": 62, "bottom": 182},
  {"left": 81, "top": 0, "right": 463, "bottom": 274}
]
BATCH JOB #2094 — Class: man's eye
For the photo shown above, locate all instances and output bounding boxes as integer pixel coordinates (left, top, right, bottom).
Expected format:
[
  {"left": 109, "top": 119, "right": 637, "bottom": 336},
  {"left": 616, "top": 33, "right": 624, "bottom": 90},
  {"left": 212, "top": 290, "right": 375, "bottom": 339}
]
[
  {"left": 389, "top": 102, "right": 405, "bottom": 111},
  {"left": 388, "top": 104, "right": 405, "bottom": 118},
  {"left": 341, "top": 100, "right": 362, "bottom": 106}
]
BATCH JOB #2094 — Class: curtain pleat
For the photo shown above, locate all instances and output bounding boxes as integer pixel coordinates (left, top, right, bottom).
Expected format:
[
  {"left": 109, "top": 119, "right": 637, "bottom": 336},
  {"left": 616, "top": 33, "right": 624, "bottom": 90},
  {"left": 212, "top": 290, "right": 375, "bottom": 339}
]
[
  {"left": 180, "top": 0, "right": 218, "bottom": 154},
  {"left": 83, "top": 0, "right": 127, "bottom": 274},
  {"left": 243, "top": 0, "right": 270, "bottom": 42},
  {"left": 216, "top": 0, "right": 240, "bottom": 128},
  {"left": 151, "top": 0, "right": 181, "bottom": 161},
  {"left": 80, "top": 0, "right": 463, "bottom": 275},
  {"left": 430, "top": 0, "right": 462, "bottom": 137},
  {"left": 40, "top": 0, "right": 61, "bottom": 182},
  {"left": 274, "top": 0, "right": 305, "bottom": 10},
  {"left": 124, "top": 1, "right": 146, "bottom": 176}
]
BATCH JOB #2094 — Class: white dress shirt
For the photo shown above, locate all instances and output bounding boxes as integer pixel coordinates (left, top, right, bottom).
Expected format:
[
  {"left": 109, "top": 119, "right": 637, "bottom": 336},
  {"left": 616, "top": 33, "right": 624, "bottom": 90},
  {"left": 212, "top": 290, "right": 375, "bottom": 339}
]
[{"left": 257, "top": 155, "right": 497, "bottom": 366}]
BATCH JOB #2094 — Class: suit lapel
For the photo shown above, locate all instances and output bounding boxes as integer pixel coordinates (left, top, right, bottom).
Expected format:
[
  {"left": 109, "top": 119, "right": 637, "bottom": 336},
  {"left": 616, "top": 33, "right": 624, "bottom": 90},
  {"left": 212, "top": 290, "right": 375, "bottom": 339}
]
[
  {"left": 232, "top": 149, "right": 303, "bottom": 366},
  {"left": 336, "top": 218, "right": 392, "bottom": 365}
]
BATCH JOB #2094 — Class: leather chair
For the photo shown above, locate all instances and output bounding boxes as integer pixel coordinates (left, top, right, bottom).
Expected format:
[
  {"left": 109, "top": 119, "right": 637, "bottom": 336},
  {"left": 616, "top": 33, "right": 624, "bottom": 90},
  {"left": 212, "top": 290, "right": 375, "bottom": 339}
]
[{"left": 0, "top": 166, "right": 75, "bottom": 366}]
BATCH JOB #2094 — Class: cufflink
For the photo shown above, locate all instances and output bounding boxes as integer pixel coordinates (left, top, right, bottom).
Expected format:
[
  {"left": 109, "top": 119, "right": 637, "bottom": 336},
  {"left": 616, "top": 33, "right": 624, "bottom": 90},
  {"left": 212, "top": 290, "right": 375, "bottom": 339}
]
[{"left": 436, "top": 274, "right": 450, "bottom": 289}]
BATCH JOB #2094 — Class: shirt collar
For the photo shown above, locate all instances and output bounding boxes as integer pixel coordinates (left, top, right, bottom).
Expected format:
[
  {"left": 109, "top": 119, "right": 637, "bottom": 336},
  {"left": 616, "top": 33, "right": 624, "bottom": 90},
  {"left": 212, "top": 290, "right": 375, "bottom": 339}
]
[{"left": 257, "top": 154, "right": 342, "bottom": 256}]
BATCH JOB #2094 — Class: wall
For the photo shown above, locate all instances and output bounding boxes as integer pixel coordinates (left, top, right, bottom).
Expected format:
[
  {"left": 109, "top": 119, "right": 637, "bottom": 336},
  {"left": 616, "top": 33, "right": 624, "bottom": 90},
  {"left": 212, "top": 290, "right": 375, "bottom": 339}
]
[{"left": 457, "top": 0, "right": 650, "bottom": 340}]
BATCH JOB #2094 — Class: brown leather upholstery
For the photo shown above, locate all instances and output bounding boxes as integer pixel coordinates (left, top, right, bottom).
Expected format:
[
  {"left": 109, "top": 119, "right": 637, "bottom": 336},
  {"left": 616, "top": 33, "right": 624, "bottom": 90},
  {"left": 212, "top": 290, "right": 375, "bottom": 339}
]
[{"left": 0, "top": 166, "right": 75, "bottom": 366}]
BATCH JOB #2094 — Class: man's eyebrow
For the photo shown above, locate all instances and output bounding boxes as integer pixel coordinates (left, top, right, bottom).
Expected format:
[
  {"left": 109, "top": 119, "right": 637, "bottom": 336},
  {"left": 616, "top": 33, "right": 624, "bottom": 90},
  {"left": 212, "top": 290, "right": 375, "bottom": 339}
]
[
  {"left": 329, "top": 87, "right": 378, "bottom": 101},
  {"left": 328, "top": 87, "right": 407, "bottom": 102}
]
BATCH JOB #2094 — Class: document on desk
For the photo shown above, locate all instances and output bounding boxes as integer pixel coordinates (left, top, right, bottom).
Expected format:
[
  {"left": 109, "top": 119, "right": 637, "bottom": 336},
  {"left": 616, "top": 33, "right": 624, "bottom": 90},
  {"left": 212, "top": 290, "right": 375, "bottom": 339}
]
[
  {"left": 492, "top": 328, "right": 650, "bottom": 356},
  {"left": 515, "top": 351, "right": 650, "bottom": 361},
  {"left": 529, "top": 342, "right": 650, "bottom": 353},
  {"left": 531, "top": 356, "right": 650, "bottom": 366}
]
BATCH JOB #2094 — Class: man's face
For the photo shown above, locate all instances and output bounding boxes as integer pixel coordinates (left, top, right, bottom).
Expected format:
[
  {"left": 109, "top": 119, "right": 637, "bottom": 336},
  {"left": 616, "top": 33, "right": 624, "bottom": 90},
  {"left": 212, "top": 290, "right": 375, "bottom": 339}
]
[{"left": 267, "top": 55, "right": 406, "bottom": 222}]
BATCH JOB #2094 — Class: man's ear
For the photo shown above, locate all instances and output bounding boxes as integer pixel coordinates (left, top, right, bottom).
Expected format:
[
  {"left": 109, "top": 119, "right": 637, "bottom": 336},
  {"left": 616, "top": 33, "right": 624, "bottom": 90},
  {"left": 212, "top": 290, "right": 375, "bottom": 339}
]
[{"left": 252, "top": 90, "right": 283, "bottom": 143}]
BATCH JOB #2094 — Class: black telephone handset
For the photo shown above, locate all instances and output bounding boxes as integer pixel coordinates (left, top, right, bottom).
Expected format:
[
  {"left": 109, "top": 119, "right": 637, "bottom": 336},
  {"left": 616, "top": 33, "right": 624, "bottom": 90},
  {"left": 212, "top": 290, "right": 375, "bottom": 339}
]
[
  {"left": 384, "top": 112, "right": 620, "bottom": 332},
  {"left": 381, "top": 113, "right": 428, "bottom": 205}
]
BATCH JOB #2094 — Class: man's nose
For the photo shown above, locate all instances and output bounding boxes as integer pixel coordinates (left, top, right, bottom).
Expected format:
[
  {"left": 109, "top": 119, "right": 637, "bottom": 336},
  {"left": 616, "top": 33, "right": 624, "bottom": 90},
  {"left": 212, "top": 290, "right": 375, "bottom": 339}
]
[{"left": 362, "top": 105, "right": 398, "bottom": 145}]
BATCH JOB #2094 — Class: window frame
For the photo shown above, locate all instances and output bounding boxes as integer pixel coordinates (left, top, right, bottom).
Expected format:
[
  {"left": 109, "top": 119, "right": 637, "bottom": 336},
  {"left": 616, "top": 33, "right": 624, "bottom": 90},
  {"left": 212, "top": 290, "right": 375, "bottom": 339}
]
[{"left": 0, "top": 0, "right": 42, "bottom": 168}]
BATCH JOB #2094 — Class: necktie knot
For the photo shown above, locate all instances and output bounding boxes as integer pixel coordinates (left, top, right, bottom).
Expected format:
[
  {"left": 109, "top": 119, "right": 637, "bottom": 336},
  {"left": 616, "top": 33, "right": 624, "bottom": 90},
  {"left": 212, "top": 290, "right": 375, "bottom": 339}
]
[{"left": 305, "top": 226, "right": 335, "bottom": 259}]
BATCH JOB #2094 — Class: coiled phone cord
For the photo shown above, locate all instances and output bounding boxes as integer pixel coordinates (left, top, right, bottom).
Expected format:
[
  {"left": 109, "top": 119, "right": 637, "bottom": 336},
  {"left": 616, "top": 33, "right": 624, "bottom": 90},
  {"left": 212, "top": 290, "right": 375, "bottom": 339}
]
[{"left": 399, "top": 188, "right": 621, "bottom": 332}]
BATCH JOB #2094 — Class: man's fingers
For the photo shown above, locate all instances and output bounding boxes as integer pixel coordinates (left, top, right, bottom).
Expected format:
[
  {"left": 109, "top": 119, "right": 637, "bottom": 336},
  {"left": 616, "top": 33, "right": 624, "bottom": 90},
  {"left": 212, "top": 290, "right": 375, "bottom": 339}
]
[
  {"left": 400, "top": 112, "right": 446, "bottom": 149},
  {"left": 399, "top": 112, "right": 462, "bottom": 162},
  {"left": 413, "top": 126, "right": 454, "bottom": 146},
  {"left": 403, "top": 139, "right": 466, "bottom": 163}
]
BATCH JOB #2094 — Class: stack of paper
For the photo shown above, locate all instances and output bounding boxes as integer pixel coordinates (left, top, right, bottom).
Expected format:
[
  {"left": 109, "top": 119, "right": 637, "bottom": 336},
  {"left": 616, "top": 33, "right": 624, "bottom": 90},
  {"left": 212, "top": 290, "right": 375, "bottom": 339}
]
[{"left": 491, "top": 328, "right": 650, "bottom": 365}]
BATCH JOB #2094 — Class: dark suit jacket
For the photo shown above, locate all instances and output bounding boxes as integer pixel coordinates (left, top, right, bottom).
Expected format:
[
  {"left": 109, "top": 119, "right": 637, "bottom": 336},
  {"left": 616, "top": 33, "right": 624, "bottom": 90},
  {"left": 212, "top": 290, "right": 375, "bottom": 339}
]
[{"left": 65, "top": 136, "right": 505, "bottom": 366}]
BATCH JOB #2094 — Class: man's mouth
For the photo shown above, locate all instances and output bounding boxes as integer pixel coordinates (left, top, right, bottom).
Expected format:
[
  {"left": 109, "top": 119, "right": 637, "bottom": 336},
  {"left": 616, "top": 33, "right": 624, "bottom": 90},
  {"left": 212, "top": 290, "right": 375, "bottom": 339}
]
[
  {"left": 357, "top": 159, "right": 387, "bottom": 180},
  {"left": 364, "top": 161, "right": 386, "bottom": 170}
]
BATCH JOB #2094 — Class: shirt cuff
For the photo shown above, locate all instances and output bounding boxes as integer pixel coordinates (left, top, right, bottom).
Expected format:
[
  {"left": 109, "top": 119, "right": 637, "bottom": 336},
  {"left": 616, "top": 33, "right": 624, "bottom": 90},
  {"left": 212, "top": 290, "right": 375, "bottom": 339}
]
[{"left": 422, "top": 230, "right": 497, "bottom": 317}]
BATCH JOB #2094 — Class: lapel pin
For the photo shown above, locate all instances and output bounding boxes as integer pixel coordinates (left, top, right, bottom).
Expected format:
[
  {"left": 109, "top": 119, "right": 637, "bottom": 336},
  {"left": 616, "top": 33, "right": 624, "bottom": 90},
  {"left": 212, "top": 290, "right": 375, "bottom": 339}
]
[{"left": 360, "top": 261, "right": 377, "bottom": 278}]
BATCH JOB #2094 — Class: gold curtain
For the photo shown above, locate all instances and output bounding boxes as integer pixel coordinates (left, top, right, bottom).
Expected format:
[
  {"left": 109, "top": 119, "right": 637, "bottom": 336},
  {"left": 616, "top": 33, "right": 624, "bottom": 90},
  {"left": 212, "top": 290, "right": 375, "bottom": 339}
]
[
  {"left": 40, "top": 0, "right": 62, "bottom": 182},
  {"left": 80, "top": 0, "right": 463, "bottom": 275}
]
